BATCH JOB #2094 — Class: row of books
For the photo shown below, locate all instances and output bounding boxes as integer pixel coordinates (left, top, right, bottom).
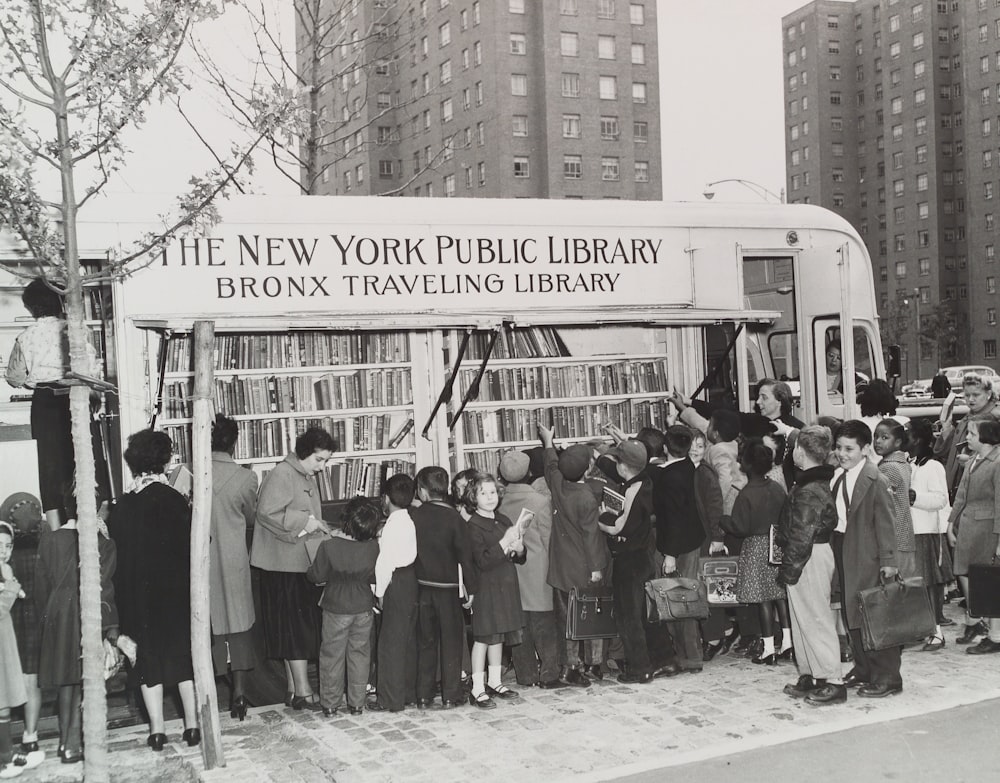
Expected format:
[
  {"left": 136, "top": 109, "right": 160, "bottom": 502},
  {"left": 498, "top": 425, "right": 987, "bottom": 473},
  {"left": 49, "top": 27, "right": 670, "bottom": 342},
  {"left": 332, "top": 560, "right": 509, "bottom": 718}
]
[
  {"left": 459, "top": 327, "right": 569, "bottom": 360},
  {"left": 461, "top": 400, "right": 673, "bottom": 445},
  {"left": 290, "top": 415, "right": 416, "bottom": 452},
  {"left": 311, "top": 459, "right": 416, "bottom": 501},
  {"left": 161, "top": 368, "right": 413, "bottom": 419},
  {"left": 163, "top": 331, "right": 411, "bottom": 372},
  {"left": 456, "top": 359, "right": 669, "bottom": 402}
]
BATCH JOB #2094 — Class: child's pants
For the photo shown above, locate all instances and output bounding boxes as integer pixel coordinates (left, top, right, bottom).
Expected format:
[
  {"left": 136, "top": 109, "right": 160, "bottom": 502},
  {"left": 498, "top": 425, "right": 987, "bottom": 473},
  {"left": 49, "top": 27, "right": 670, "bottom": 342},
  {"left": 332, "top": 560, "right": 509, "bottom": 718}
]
[{"left": 320, "top": 610, "right": 374, "bottom": 710}]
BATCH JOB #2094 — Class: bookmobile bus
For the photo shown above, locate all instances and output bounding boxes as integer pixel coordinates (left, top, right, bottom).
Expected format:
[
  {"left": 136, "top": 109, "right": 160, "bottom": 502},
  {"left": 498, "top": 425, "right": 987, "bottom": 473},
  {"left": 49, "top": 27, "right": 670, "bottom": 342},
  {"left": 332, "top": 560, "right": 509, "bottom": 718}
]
[{"left": 0, "top": 195, "right": 887, "bottom": 707}]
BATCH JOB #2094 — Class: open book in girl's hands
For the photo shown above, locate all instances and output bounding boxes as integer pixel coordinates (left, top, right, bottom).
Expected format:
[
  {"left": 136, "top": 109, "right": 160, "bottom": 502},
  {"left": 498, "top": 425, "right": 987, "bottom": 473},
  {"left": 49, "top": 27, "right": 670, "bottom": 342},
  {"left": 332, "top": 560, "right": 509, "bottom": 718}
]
[{"left": 514, "top": 508, "right": 535, "bottom": 535}]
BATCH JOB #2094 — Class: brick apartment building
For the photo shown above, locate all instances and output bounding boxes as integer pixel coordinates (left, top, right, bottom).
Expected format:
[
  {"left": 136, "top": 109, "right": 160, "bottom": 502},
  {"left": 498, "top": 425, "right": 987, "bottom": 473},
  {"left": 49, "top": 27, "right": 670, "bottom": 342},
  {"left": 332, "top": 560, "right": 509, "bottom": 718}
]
[
  {"left": 783, "top": 0, "right": 1000, "bottom": 377},
  {"left": 298, "top": 0, "right": 661, "bottom": 200}
]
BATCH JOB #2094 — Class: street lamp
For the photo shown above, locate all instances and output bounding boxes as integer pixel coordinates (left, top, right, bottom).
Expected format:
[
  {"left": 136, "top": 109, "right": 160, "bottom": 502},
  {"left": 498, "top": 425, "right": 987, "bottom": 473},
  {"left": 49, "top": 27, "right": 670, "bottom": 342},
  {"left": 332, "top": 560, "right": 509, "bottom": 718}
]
[
  {"left": 904, "top": 287, "right": 922, "bottom": 379},
  {"left": 702, "top": 179, "right": 786, "bottom": 204}
]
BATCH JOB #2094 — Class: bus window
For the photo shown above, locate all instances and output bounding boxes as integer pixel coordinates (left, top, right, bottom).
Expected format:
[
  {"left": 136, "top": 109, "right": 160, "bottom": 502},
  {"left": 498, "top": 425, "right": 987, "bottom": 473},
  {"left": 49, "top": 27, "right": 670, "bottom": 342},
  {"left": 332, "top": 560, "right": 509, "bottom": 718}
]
[
  {"left": 744, "top": 254, "right": 799, "bottom": 401},
  {"left": 814, "top": 322, "right": 876, "bottom": 416},
  {"left": 703, "top": 323, "right": 738, "bottom": 408}
]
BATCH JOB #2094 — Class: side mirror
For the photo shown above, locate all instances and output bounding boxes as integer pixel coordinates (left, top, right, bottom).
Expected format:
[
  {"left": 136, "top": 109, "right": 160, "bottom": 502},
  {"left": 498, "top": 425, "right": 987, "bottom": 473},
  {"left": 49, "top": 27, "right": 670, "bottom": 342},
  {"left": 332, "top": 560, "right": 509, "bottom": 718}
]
[{"left": 887, "top": 345, "right": 902, "bottom": 379}]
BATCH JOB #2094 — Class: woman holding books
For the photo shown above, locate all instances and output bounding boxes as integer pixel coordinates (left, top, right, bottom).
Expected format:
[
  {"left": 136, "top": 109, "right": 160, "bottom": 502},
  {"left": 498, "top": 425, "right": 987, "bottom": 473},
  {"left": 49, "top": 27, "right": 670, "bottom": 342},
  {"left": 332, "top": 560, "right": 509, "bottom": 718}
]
[{"left": 250, "top": 427, "right": 335, "bottom": 711}]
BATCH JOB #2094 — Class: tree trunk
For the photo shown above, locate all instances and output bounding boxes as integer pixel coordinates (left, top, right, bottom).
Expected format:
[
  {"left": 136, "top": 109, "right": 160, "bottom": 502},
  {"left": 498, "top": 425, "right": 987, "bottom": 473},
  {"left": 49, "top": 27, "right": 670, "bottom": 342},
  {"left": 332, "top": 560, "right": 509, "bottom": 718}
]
[{"left": 191, "top": 320, "right": 224, "bottom": 767}]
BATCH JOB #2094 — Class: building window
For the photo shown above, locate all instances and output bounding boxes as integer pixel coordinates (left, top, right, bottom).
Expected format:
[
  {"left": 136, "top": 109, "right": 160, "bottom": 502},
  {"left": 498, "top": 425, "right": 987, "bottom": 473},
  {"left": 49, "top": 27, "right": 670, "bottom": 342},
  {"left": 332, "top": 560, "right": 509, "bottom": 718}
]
[
  {"left": 513, "top": 156, "right": 529, "bottom": 178},
  {"left": 630, "top": 3, "right": 644, "bottom": 25},
  {"left": 511, "top": 74, "right": 527, "bottom": 96},
  {"left": 477, "top": 122, "right": 485, "bottom": 145},
  {"left": 444, "top": 174, "right": 455, "bottom": 197},
  {"left": 379, "top": 160, "right": 394, "bottom": 178},
  {"left": 439, "top": 22, "right": 450, "bottom": 46},
  {"left": 913, "top": 31, "right": 924, "bottom": 49},
  {"left": 440, "top": 98, "right": 453, "bottom": 122},
  {"left": 377, "top": 92, "right": 391, "bottom": 109},
  {"left": 632, "top": 82, "right": 646, "bottom": 103},
  {"left": 990, "top": 310, "right": 998, "bottom": 326},
  {"left": 896, "top": 262, "right": 907, "bottom": 278},
  {"left": 601, "top": 157, "right": 620, "bottom": 181},
  {"left": 598, "top": 0, "right": 615, "bottom": 18},
  {"left": 631, "top": 43, "right": 645, "bottom": 65},
  {"left": 918, "top": 230, "right": 929, "bottom": 247},
  {"left": 918, "top": 202, "right": 929, "bottom": 219},
  {"left": 561, "top": 32, "right": 579, "bottom": 57},
  {"left": 894, "top": 235, "right": 906, "bottom": 252},
  {"left": 915, "top": 117, "right": 927, "bottom": 135},
  {"left": 564, "top": 155, "right": 582, "bottom": 179},
  {"left": 598, "top": 36, "right": 616, "bottom": 60},
  {"left": 562, "top": 73, "right": 580, "bottom": 97},
  {"left": 916, "top": 173, "right": 928, "bottom": 191},
  {"left": 509, "top": 0, "right": 524, "bottom": 12},
  {"left": 561, "top": 0, "right": 578, "bottom": 14},
  {"left": 478, "top": 161, "right": 485, "bottom": 186},
  {"left": 894, "top": 179, "right": 905, "bottom": 196},
  {"left": 474, "top": 41, "right": 482, "bottom": 65},
  {"left": 916, "top": 144, "right": 927, "bottom": 163},
  {"left": 989, "top": 245, "right": 997, "bottom": 262},
  {"left": 600, "top": 76, "right": 618, "bottom": 100},
  {"left": 513, "top": 115, "right": 528, "bottom": 137},
  {"left": 510, "top": 33, "right": 526, "bottom": 55},
  {"left": 600, "top": 116, "right": 620, "bottom": 140},
  {"left": 562, "top": 114, "right": 581, "bottom": 138},
  {"left": 635, "top": 161, "right": 649, "bottom": 182},
  {"left": 634, "top": 121, "right": 648, "bottom": 142},
  {"left": 990, "top": 277, "right": 998, "bottom": 294},
  {"left": 987, "top": 182, "right": 995, "bottom": 200}
]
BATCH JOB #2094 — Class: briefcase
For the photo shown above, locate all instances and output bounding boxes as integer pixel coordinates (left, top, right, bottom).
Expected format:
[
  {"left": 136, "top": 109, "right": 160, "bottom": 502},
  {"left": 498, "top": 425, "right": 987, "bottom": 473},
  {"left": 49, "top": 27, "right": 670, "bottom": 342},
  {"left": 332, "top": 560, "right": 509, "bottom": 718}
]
[
  {"left": 565, "top": 586, "right": 616, "bottom": 640},
  {"left": 698, "top": 556, "right": 744, "bottom": 606},
  {"left": 857, "top": 576, "right": 936, "bottom": 651},
  {"left": 644, "top": 577, "right": 710, "bottom": 623},
  {"left": 968, "top": 560, "right": 1000, "bottom": 618}
]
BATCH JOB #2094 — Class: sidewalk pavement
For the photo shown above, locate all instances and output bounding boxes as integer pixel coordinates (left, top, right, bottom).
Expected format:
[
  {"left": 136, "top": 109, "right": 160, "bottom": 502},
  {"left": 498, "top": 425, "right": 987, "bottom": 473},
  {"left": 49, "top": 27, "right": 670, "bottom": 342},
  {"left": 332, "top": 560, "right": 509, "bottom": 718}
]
[{"left": 27, "top": 610, "right": 1000, "bottom": 783}]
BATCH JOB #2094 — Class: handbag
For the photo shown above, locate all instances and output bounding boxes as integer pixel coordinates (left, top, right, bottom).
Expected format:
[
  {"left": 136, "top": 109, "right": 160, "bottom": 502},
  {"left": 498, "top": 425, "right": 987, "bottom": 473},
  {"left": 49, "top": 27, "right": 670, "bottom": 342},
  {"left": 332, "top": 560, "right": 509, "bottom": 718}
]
[
  {"left": 698, "top": 555, "right": 743, "bottom": 606},
  {"left": 644, "top": 576, "right": 710, "bottom": 623},
  {"left": 968, "top": 557, "right": 1000, "bottom": 618},
  {"left": 565, "top": 586, "right": 616, "bottom": 640},
  {"left": 857, "top": 575, "right": 936, "bottom": 651}
]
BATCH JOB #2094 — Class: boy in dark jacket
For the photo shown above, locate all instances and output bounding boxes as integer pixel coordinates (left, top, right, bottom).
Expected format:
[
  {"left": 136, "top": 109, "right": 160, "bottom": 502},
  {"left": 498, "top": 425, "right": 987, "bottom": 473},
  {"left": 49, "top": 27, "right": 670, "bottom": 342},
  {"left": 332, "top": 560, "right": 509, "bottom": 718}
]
[{"left": 775, "top": 425, "right": 844, "bottom": 705}]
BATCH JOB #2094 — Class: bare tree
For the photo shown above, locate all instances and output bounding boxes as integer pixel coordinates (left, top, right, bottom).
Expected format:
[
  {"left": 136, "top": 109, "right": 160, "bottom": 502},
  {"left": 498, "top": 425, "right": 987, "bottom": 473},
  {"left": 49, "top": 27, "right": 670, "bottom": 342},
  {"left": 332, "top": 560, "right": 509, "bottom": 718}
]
[
  {"left": 192, "top": 0, "right": 463, "bottom": 195},
  {"left": 0, "top": 1, "right": 293, "bottom": 778}
]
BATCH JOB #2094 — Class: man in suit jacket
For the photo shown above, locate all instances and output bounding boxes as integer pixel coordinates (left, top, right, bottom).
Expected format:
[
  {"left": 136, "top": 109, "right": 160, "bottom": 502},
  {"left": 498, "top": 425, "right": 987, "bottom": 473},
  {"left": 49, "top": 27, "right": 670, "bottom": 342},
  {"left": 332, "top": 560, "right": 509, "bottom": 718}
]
[
  {"left": 648, "top": 426, "right": 707, "bottom": 675},
  {"left": 539, "top": 425, "right": 609, "bottom": 687},
  {"left": 830, "top": 420, "right": 900, "bottom": 698}
]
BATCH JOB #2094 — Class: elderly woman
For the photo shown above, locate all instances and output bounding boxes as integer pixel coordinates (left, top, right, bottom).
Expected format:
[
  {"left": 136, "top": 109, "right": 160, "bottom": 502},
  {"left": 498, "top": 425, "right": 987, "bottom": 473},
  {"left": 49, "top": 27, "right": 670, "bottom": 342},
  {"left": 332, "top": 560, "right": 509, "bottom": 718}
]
[
  {"left": 947, "top": 420, "right": 1000, "bottom": 652},
  {"left": 109, "top": 429, "right": 198, "bottom": 751},
  {"left": 934, "top": 373, "right": 1000, "bottom": 499},
  {"left": 209, "top": 415, "right": 258, "bottom": 721},
  {"left": 250, "top": 427, "right": 335, "bottom": 711}
]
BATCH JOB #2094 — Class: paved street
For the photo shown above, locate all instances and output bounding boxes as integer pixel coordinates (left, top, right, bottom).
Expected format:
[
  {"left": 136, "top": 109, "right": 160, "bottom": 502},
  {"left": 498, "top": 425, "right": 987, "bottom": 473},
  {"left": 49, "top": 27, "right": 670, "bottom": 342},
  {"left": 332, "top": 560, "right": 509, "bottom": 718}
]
[{"left": 26, "top": 606, "right": 1000, "bottom": 783}]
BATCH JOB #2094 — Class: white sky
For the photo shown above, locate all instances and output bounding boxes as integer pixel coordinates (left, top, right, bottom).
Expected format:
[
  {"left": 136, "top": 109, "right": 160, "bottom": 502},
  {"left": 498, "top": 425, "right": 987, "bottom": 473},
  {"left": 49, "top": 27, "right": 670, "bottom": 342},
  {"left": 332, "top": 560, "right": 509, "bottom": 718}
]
[{"left": 100, "top": 0, "right": 810, "bottom": 208}]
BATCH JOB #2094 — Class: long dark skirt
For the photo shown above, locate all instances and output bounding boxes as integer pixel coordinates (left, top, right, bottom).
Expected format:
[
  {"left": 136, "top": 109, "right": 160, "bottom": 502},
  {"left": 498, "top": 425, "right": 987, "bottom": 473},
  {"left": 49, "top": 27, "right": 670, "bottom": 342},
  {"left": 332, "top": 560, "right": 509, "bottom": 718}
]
[
  {"left": 915, "top": 533, "right": 954, "bottom": 585},
  {"left": 259, "top": 570, "right": 322, "bottom": 660},
  {"left": 134, "top": 651, "right": 194, "bottom": 689},
  {"left": 212, "top": 629, "right": 257, "bottom": 674}
]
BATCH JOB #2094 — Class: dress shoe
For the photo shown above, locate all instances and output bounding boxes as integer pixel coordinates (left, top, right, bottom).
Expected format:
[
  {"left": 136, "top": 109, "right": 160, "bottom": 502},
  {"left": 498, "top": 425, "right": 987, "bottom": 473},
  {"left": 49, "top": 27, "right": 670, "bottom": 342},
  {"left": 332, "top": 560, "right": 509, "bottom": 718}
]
[
  {"left": 842, "top": 671, "right": 870, "bottom": 689},
  {"left": 857, "top": 682, "right": 903, "bottom": 698},
  {"left": 11, "top": 741, "right": 44, "bottom": 770},
  {"left": 416, "top": 698, "right": 433, "bottom": 709},
  {"left": 147, "top": 734, "right": 167, "bottom": 752},
  {"left": 805, "top": 683, "right": 847, "bottom": 705},
  {"left": 562, "top": 668, "right": 591, "bottom": 688},
  {"left": 441, "top": 700, "right": 460, "bottom": 709},
  {"left": 751, "top": 652, "right": 777, "bottom": 666},
  {"left": 957, "top": 622, "right": 989, "bottom": 645},
  {"left": 347, "top": 706, "right": 364, "bottom": 716},
  {"left": 921, "top": 634, "right": 946, "bottom": 652},
  {"left": 967, "top": 637, "right": 1000, "bottom": 654},
  {"left": 230, "top": 695, "right": 249, "bottom": 722},
  {"left": 732, "top": 635, "right": 759, "bottom": 657},
  {"left": 485, "top": 684, "right": 518, "bottom": 699},
  {"left": 617, "top": 670, "right": 653, "bottom": 684},
  {"left": 776, "top": 647, "right": 795, "bottom": 662},
  {"left": 537, "top": 679, "right": 569, "bottom": 690},
  {"left": 468, "top": 691, "right": 496, "bottom": 709},
  {"left": 783, "top": 675, "right": 822, "bottom": 698},
  {"left": 938, "top": 617, "right": 956, "bottom": 627},
  {"left": 322, "top": 706, "right": 338, "bottom": 717},
  {"left": 59, "top": 746, "right": 84, "bottom": 764},
  {"left": 586, "top": 664, "right": 604, "bottom": 681},
  {"left": 367, "top": 702, "right": 403, "bottom": 713},
  {"left": 182, "top": 728, "right": 201, "bottom": 747},
  {"left": 291, "top": 695, "right": 323, "bottom": 712},
  {"left": 702, "top": 641, "right": 723, "bottom": 662},
  {"left": 652, "top": 662, "right": 683, "bottom": 678}
]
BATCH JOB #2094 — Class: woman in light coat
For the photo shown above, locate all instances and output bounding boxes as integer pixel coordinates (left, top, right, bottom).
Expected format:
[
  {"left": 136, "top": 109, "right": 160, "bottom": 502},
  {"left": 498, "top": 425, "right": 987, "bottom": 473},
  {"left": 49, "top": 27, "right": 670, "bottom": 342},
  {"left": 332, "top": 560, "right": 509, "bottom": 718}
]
[{"left": 947, "top": 419, "right": 1000, "bottom": 653}]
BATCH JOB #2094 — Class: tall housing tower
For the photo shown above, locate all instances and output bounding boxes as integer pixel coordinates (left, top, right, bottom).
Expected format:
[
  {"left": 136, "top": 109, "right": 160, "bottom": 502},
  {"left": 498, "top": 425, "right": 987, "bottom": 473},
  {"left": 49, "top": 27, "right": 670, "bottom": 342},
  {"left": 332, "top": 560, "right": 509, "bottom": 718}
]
[
  {"left": 782, "top": 0, "right": 1000, "bottom": 377},
  {"left": 297, "top": 0, "right": 661, "bottom": 200}
]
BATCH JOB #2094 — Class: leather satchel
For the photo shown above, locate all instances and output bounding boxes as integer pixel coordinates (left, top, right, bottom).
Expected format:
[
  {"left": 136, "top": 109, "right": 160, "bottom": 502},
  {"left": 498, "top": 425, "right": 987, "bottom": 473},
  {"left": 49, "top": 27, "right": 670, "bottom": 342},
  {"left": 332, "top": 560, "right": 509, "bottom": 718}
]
[
  {"left": 565, "top": 586, "right": 616, "bottom": 640},
  {"left": 857, "top": 575, "right": 936, "bottom": 651},
  {"left": 968, "top": 558, "right": 1000, "bottom": 618},
  {"left": 644, "top": 577, "right": 710, "bottom": 623}
]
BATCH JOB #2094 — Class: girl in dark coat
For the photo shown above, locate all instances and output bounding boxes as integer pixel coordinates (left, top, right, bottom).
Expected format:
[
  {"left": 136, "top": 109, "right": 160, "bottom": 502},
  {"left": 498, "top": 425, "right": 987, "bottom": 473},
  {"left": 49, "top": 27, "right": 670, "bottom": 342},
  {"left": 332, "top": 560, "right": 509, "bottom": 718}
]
[
  {"left": 464, "top": 473, "right": 525, "bottom": 709},
  {"left": 109, "top": 429, "right": 199, "bottom": 752}
]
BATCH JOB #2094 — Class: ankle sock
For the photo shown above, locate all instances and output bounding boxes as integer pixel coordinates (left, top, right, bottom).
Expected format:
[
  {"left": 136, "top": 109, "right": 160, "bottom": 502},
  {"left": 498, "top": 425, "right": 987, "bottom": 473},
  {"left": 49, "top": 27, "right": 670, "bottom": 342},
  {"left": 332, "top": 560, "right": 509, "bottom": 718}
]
[
  {"left": 471, "top": 672, "right": 485, "bottom": 696},
  {"left": 780, "top": 628, "right": 793, "bottom": 651},
  {"left": 487, "top": 665, "right": 502, "bottom": 689},
  {"left": 21, "top": 732, "right": 37, "bottom": 745},
  {"left": 761, "top": 636, "right": 775, "bottom": 657}
]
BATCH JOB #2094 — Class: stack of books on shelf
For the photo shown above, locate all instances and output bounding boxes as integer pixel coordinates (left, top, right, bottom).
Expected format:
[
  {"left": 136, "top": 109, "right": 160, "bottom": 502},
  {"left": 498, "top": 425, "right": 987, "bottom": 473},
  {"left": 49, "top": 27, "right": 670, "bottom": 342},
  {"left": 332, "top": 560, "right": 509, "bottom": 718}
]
[
  {"left": 312, "top": 458, "right": 416, "bottom": 501},
  {"left": 460, "top": 326, "right": 569, "bottom": 360},
  {"left": 459, "top": 359, "right": 669, "bottom": 402},
  {"left": 163, "top": 331, "right": 410, "bottom": 372}
]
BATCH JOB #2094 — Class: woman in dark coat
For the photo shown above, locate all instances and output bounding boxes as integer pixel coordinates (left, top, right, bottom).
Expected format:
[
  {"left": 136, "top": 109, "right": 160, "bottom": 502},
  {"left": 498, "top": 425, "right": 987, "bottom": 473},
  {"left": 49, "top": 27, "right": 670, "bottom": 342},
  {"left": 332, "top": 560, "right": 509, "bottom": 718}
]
[
  {"left": 109, "top": 429, "right": 199, "bottom": 751},
  {"left": 464, "top": 473, "right": 525, "bottom": 709}
]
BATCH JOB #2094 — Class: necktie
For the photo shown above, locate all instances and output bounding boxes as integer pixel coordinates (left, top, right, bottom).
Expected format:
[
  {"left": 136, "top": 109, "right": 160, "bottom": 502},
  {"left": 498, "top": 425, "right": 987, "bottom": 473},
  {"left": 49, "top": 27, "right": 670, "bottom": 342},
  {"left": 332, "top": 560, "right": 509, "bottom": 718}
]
[{"left": 833, "top": 470, "right": 850, "bottom": 513}]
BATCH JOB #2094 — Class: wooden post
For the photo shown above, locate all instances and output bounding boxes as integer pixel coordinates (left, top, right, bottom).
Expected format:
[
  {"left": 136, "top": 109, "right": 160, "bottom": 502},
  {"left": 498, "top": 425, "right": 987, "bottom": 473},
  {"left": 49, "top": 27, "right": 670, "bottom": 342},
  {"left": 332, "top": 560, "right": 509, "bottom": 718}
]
[{"left": 191, "top": 320, "right": 224, "bottom": 768}]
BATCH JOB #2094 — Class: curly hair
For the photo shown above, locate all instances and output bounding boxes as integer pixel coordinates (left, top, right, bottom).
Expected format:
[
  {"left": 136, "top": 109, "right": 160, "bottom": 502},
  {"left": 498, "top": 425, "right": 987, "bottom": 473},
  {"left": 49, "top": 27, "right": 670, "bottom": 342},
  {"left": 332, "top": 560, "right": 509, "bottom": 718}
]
[
  {"left": 341, "top": 497, "right": 382, "bottom": 542},
  {"left": 21, "top": 278, "right": 63, "bottom": 318},
  {"left": 124, "top": 429, "right": 173, "bottom": 475},
  {"left": 461, "top": 471, "right": 497, "bottom": 515},
  {"left": 294, "top": 427, "right": 336, "bottom": 460},
  {"left": 211, "top": 414, "right": 240, "bottom": 454},
  {"left": 450, "top": 468, "right": 479, "bottom": 508},
  {"left": 740, "top": 440, "right": 774, "bottom": 479},
  {"left": 860, "top": 379, "right": 898, "bottom": 417}
]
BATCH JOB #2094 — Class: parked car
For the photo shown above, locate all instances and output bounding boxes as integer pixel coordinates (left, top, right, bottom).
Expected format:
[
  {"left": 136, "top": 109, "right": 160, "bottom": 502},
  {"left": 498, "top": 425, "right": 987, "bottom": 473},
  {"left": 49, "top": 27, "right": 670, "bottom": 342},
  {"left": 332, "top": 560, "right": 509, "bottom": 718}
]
[
  {"left": 902, "top": 379, "right": 932, "bottom": 398},
  {"left": 940, "top": 365, "right": 999, "bottom": 392}
]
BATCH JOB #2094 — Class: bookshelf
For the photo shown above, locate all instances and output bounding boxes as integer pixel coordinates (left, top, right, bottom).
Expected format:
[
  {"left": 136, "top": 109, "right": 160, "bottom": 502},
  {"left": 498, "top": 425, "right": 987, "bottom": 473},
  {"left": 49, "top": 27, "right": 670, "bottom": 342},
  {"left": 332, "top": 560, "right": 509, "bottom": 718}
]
[
  {"left": 155, "top": 330, "right": 422, "bottom": 500},
  {"left": 447, "top": 326, "right": 673, "bottom": 474}
]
